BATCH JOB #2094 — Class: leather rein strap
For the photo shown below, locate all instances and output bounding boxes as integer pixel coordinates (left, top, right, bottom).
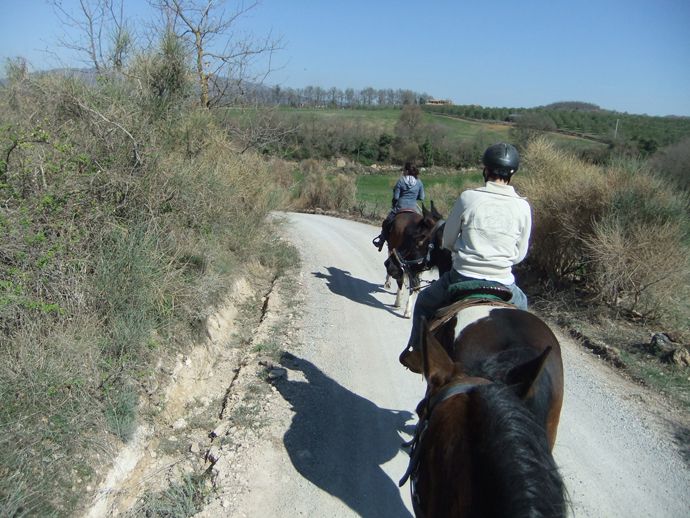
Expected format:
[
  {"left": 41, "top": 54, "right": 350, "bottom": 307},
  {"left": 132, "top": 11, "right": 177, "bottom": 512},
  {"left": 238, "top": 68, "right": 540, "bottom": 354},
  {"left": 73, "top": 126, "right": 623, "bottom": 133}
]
[{"left": 399, "top": 382, "right": 481, "bottom": 487}]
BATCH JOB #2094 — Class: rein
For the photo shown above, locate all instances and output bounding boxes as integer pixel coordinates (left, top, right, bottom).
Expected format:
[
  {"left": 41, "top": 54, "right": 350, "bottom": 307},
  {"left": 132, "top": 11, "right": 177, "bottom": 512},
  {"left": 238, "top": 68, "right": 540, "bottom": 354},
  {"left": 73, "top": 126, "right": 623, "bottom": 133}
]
[
  {"left": 400, "top": 380, "right": 487, "bottom": 517},
  {"left": 399, "top": 381, "right": 483, "bottom": 487}
]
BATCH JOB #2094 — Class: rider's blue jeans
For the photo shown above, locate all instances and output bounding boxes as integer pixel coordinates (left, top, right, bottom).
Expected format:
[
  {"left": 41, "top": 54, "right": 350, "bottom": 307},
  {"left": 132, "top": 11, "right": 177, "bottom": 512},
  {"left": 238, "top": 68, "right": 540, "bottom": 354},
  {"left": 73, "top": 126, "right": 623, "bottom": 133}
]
[{"left": 406, "top": 269, "right": 528, "bottom": 351}]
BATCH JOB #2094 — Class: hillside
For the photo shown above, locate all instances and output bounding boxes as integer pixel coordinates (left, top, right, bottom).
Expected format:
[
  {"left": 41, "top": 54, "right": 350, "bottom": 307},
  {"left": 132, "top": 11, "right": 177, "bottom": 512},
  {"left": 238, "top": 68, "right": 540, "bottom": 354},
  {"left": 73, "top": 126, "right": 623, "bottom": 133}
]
[
  {"left": 220, "top": 105, "right": 606, "bottom": 167},
  {"left": 424, "top": 103, "right": 690, "bottom": 154}
]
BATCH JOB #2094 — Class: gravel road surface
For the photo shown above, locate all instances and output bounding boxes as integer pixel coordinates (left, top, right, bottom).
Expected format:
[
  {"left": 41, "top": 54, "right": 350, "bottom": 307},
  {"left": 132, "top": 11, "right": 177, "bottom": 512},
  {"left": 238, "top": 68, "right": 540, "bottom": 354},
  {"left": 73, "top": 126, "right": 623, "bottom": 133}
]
[{"left": 233, "top": 212, "right": 690, "bottom": 518}]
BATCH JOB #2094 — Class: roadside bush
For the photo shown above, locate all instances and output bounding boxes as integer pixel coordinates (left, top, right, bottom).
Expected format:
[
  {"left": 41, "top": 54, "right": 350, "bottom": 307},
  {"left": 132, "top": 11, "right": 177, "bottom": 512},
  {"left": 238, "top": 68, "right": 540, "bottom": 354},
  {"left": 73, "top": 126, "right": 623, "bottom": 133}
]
[
  {"left": 583, "top": 217, "right": 689, "bottom": 320},
  {"left": 0, "top": 59, "right": 285, "bottom": 516},
  {"left": 294, "top": 160, "right": 356, "bottom": 211},
  {"left": 648, "top": 136, "right": 690, "bottom": 192},
  {"left": 424, "top": 183, "right": 463, "bottom": 217},
  {"left": 518, "top": 137, "right": 611, "bottom": 282},
  {"left": 520, "top": 138, "right": 690, "bottom": 330}
]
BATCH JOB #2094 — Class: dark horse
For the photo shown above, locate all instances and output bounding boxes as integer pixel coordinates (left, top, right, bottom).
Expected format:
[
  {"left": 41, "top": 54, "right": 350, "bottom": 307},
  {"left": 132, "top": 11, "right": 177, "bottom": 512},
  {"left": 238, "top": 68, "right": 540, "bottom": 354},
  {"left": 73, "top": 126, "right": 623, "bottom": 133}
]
[
  {"left": 382, "top": 202, "right": 444, "bottom": 318},
  {"left": 399, "top": 230, "right": 566, "bottom": 517}
]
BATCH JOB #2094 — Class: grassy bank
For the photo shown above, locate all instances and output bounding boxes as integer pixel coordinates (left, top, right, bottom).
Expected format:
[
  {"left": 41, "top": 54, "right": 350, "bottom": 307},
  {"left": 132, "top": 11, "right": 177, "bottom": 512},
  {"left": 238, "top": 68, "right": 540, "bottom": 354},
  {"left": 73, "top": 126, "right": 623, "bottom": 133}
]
[{"left": 0, "top": 66, "right": 293, "bottom": 517}]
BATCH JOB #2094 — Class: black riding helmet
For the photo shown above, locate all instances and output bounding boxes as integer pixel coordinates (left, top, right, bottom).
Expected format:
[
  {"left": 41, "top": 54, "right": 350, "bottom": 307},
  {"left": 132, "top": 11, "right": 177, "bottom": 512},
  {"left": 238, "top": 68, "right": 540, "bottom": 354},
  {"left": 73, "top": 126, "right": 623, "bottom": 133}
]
[{"left": 482, "top": 142, "right": 520, "bottom": 176}]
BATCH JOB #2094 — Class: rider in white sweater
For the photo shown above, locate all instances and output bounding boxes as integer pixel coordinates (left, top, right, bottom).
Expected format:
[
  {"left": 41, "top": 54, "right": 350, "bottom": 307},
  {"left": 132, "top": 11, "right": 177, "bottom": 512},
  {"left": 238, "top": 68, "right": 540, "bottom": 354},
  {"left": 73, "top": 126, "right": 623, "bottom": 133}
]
[
  {"left": 443, "top": 179, "right": 531, "bottom": 286},
  {"left": 400, "top": 142, "right": 531, "bottom": 373}
]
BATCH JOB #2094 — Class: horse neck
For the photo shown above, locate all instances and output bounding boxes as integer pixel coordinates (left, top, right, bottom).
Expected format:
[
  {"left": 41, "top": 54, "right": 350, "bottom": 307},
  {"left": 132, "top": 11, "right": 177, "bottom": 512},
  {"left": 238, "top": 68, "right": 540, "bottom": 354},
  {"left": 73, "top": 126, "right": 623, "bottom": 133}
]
[{"left": 468, "top": 385, "right": 566, "bottom": 518}]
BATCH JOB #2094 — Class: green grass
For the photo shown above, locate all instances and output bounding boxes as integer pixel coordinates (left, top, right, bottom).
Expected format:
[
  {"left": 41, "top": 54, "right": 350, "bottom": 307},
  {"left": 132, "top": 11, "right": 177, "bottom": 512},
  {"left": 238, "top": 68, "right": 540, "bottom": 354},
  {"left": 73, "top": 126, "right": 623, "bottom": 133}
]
[
  {"left": 126, "top": 473, "right": 211, "bottom": 518},
  {"left": 356, "top": 171, "right": 483, "bottom": 207},
  {"left": 426, "top": 113, "right": 511, "bottom": 141}
]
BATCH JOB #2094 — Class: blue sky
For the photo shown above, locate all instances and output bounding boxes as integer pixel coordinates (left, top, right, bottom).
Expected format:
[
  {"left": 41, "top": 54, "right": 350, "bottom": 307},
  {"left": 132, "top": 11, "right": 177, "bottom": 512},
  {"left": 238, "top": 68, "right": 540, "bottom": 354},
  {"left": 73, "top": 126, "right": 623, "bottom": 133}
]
[{"left": 1, "top": 0, "right": 689, "bottom": 116}]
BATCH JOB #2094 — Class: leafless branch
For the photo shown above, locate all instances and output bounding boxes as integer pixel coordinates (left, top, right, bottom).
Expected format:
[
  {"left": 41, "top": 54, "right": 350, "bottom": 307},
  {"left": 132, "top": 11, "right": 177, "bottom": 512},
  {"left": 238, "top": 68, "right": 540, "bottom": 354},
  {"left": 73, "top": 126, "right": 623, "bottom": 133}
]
[
  {"left": 70, "top": 97, "right": 142, "bottom": 169},
  {"left": 152, "top": 0, "right": 282, "bottom": 108}
]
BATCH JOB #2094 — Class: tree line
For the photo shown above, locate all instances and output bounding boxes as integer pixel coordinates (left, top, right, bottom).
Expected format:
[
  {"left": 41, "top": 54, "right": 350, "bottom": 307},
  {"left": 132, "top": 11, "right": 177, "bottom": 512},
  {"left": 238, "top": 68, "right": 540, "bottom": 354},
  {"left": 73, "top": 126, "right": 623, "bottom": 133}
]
[{"left": 246, "top": 84, "right": 433, "bottom": 108}]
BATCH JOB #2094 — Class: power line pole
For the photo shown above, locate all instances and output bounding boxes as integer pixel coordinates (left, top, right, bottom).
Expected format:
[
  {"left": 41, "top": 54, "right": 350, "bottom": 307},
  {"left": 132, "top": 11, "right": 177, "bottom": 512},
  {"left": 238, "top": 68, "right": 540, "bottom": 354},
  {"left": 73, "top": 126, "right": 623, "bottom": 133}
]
[{"left": 614, "top": 119, "right": 619, "bottom": 139}]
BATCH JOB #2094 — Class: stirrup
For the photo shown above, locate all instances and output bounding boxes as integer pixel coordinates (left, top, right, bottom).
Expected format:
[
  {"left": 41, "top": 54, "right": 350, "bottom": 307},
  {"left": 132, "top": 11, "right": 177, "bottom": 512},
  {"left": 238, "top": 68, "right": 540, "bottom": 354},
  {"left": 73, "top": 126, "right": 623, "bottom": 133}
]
[{"left": 372, "top": 236, "right": 385, "bottom": 251}]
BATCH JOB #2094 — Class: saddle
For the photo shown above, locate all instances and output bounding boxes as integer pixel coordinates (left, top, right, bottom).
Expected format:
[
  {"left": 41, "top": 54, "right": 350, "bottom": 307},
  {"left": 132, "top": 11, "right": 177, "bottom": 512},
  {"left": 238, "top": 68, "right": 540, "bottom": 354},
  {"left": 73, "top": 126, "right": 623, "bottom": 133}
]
[
  {"left": 447, "top": 279, "right": 512, "bottom": 303},
  {"left": 430, "top": 280, "right": 514, "bottom": 333}
]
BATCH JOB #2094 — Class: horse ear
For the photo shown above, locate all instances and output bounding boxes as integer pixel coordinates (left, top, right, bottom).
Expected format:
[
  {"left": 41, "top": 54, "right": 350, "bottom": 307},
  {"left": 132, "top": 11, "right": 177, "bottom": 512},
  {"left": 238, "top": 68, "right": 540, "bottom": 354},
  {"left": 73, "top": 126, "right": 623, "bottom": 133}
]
[
  {"left": 506, "top": 346, "right": 552, "bottom": 399},
  {"left": 421, "top": 203, "right": 429, "bottom": 218},
  {"left": 421, "top": 318, "right": 454, "bottom": 387},
  {"left": 430, "top": 200, "right": 443, "bottom": 220}
]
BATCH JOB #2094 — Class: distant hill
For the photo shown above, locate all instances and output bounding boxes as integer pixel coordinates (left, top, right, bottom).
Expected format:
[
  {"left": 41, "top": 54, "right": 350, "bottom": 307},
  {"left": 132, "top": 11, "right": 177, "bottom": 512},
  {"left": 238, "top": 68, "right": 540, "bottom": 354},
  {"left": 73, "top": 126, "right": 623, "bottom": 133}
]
[{"left": 540, "top": 101, "right": 601, "bottom": 112}]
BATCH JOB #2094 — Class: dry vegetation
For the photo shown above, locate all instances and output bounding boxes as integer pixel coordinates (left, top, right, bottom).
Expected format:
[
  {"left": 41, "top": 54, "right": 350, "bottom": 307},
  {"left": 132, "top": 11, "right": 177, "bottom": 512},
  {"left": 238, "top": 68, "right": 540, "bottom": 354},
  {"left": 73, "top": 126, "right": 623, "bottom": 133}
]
[
  {"left": 292, "top": 159, "right": 358, "bottom": 212},
  {"left": 0, "top": 60, "right": 294, "bottom": 516},
  {"left": 515, "top": 138, "right": 690, "bottom": 410},
  {"left": 520, "top": 137, "right": 690, "bottom": 329}
]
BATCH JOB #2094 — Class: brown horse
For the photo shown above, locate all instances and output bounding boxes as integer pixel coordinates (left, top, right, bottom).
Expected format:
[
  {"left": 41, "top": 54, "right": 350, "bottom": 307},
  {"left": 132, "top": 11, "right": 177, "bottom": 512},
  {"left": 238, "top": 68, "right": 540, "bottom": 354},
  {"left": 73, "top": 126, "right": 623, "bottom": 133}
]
[
  {"left": 382, "top": 203, "right": 444, "bottom": 317},
  {"left": 400, "top": 310, "right": 565, "bottom": 517}
]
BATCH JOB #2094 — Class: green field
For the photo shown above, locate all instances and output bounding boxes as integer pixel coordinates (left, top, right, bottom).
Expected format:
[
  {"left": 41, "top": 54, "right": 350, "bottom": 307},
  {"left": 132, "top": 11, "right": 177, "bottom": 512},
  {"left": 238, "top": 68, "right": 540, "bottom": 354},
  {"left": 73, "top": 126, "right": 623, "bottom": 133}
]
[{"left": 356, "top": 171, "right": 483, "bottom": 209}]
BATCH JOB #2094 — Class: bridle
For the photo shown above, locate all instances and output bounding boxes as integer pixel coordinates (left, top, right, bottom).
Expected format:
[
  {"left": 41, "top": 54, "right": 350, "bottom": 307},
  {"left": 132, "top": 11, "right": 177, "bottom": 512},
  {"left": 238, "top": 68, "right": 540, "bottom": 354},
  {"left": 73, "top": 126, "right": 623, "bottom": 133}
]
[
  {"left": 390, "top": 218, "right": 446, "bottom": 276},
  {"left": 399, "top": 378, "right": 490, "bottom": 517}
]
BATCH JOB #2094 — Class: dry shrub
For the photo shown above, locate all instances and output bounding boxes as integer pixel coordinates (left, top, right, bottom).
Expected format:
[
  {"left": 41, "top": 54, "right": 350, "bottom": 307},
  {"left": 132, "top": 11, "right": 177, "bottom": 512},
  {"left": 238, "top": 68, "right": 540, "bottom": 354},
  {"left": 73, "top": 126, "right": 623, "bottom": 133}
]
[
  {"left": 424, "top": 175, "right": 484, "bottom": 217},
  {"left": 583, "top": 218, "right": 689, "bottom": 318},
  {"left": 330, "top": 174, "right": 357, "bottom": 210},
  {"left": 295, "top": 160, "right": 356, "bottom": 211},
  {"left": 520, "top": 137, "right": 690, "bottom": 330},
  {"left": 518, "top": 137, "right": 612, "bottom": 281},
  {"left": 266, "top": 157, "right": 297, "bottom": 192},
  {"left": 0, "top": 67, "right": 290, "bottom": 516}
]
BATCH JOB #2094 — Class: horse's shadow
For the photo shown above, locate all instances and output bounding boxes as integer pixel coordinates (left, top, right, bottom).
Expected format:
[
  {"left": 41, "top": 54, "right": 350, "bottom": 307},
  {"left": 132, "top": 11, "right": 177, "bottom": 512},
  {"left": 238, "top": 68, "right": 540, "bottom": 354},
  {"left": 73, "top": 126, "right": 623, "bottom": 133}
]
[
  {"left": 274, "top": 352, "right": 415, "bottom": 517},
  {"left": 313, "top": 266, "right": 403, "bottom": 316}
]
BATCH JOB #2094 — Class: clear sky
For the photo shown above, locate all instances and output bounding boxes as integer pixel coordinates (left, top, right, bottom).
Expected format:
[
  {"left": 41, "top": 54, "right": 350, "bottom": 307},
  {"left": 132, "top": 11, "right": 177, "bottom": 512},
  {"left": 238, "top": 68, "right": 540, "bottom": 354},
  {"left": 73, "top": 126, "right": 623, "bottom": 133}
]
[{"left": 1, "top": 0, "right": 689, "bottom": 116}]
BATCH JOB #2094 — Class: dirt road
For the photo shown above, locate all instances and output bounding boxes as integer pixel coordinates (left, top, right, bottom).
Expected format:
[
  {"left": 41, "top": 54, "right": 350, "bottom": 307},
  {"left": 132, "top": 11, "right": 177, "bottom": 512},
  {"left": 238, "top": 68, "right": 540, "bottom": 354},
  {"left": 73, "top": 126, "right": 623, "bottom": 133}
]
[{"left": 230, "top": 212, "right": 689, "bottom": 517}]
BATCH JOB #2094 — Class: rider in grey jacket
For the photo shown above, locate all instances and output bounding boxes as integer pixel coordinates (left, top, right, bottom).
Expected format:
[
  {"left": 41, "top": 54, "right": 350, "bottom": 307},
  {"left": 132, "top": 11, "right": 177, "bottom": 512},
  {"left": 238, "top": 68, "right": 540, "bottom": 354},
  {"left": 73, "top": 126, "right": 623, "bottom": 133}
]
[{"left": 372, "top": 162, "right": 425, "bottom": 251}]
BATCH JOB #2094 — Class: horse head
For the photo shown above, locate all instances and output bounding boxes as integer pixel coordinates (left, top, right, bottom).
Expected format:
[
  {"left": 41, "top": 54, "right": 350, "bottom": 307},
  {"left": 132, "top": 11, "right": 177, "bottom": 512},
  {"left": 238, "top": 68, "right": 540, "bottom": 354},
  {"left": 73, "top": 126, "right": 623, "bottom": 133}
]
[
  {"left": 403, "top": 318, "right": 566, "bottom": 518},
  {"left": 390, "top": 201, "right": 447, "bottom": 277}
]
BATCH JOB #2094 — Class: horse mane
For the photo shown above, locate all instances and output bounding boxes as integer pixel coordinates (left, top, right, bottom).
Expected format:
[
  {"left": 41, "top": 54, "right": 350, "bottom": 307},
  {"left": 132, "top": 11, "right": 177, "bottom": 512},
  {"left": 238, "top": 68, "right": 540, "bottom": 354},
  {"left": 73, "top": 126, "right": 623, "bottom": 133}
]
[
  {"left": 469, "top": 383, "right": 566, "bottom": 518},
  {"left": 470, "top": 347, "right": 554, "bottom": 434}
]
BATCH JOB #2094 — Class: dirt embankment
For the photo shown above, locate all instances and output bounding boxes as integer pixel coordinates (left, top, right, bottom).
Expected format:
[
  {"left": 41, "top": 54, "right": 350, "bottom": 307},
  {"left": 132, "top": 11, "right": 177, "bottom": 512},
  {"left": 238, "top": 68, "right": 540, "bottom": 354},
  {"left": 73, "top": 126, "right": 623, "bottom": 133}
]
[{"left": 82, "top": 267, "right": 299, "bottom": 517}]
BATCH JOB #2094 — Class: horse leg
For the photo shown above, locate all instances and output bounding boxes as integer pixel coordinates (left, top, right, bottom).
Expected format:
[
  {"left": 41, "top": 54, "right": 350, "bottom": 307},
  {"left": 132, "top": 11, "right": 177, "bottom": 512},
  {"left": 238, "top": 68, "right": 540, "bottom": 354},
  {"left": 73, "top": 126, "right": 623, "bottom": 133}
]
[
  {"left": 394, "top": 275, "right": 404, "bottom": 308},
  {"left": 403, "top": 273, "right": 419, "bottom": 318},
  {"left": 384, "top": 272, "right": 391, "bottom": 290}
]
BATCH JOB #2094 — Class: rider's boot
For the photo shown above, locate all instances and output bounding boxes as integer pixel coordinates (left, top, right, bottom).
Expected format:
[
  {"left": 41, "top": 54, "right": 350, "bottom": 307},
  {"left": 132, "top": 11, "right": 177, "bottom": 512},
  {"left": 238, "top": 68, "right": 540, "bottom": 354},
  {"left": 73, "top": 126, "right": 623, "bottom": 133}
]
[
  {"left": 372, "top": 234, "right": 385, "bottom": 251},
  {"left": 372, "top": 227, "right": 389, "bottom": 252},
  {"left": 399, "top": 344, "right": 423, "bottom": 374}
]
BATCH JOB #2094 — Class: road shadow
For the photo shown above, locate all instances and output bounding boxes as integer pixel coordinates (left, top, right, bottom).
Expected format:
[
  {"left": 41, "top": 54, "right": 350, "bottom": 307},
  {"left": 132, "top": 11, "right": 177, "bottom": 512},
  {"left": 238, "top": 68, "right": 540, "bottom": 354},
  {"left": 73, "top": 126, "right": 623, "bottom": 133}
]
[
  {"left": 274, "top": 352, "right": 415, "bottom": 518},
  {"left": 671, "top": 421, "right": 690, "bottom": 467},
  {"left": 312, "top": 266, "right": 404, "bottom": 317}
]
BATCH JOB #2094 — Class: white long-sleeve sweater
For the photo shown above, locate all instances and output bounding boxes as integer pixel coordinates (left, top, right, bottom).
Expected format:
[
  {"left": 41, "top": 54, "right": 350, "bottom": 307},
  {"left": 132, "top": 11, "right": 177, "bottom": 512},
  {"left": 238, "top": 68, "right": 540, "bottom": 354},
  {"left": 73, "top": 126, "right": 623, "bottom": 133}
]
[{"left": 441, "top": 182, "right": 531, "bottom": 285}]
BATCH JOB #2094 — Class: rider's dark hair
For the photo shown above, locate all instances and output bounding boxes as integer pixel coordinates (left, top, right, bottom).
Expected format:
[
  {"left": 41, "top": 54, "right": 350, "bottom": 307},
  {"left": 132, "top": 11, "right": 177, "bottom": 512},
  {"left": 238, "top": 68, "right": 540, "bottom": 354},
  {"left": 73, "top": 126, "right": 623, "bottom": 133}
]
[{"left": 404, "top": 162, "right": 420, "bottom": 177}]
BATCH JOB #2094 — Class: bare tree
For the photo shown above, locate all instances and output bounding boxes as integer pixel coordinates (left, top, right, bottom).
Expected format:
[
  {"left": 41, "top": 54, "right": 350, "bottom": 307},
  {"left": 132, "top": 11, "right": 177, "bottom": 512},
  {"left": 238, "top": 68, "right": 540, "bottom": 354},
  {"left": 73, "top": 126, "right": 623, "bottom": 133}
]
[
  {"left": 51, "top": 0, "right": 132, "bottom": 72},
  {"left": 153, "top": 0, "right": 282, "bottom": 108}
]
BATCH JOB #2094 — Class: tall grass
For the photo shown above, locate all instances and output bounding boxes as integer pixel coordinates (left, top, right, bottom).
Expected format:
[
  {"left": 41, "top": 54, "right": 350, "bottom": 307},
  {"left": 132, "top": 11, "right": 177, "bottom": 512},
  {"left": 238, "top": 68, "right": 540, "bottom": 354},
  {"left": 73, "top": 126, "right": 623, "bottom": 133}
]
[
  {"left": 294, "top": 159, "right": 357, "bottom": 211},
  {"left": 0, "top": 64, "right": 289, "bottom": 516}
]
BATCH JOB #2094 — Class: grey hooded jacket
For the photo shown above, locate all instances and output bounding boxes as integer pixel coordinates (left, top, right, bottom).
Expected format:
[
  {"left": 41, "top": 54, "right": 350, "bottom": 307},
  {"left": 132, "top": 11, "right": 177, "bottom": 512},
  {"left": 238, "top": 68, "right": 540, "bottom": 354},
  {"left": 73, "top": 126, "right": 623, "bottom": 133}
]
[{"left": 393, "top": 174, "right": 425, "bottom": 210}]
